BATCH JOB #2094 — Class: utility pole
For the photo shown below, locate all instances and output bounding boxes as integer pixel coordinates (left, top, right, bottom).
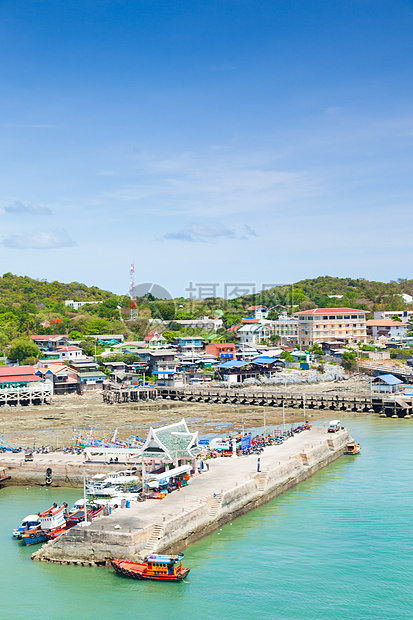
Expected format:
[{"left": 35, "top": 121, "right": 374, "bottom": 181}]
[
  {"left": 263, "top": 408, "right": 266, "bottom": 439},
  {"left": 303, "top": 392, "right": 306, "bottom": 423},
  {"left": 83, "top": 467, "right": 89, "bottom": 525},
  {"left": 283, "top": 400, "right": 285, "bottom": 434}
]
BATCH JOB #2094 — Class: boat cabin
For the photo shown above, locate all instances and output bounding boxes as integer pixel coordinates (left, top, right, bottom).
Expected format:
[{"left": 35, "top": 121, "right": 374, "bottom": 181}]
[{"left": 145, "top": 554, "right": 184, "bottom": 577}]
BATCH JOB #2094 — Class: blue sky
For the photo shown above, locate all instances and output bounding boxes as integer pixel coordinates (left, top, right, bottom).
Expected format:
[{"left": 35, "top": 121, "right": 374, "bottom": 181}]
[{"left": 1, "top": 0, "right": 413, "bottom": 297}]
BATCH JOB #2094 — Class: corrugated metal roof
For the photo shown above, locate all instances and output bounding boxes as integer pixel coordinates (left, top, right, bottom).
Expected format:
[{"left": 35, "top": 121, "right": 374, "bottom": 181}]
[
  {"left": 218, "top": 360, "right": 250, "bottom": 369},
  {"left": 251, "top": 356, "right": 277, "bottom": 364},
  {"left": 373, "top": 374, "right": 403, "bottom": 385}
]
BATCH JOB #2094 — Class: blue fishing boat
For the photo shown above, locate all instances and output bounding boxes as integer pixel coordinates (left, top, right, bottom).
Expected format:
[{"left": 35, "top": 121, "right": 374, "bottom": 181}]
[{"left": 12, "top": 514, "right": 40, "bottom": 539}]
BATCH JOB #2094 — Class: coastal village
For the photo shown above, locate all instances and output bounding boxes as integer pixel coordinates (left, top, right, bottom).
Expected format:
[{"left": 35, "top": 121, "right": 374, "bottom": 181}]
[
  {"left": 1, "top": 295, "right": 413, "bottom": 403},
  {"left": 0, "top": 275, "right": 412, "bottom": 576}
]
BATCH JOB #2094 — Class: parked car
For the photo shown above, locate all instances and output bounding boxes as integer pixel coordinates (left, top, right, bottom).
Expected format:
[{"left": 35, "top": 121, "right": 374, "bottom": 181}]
[{"left": 328, "top": 420, "right": 341, "bottom": 433}]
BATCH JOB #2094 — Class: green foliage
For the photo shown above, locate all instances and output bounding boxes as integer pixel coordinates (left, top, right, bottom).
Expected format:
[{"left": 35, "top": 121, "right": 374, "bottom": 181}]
[
  {"left": 167, "top": 321, "right": 182, "bottom": 332},
  {"left": 162, "top": 330, "right": 180, "bottom": 342},
  {"left": 223, "top": 314, "right": 242, "bottom": 328},
  {"left": 98, "top": 298, "right": 120, "bottom": 319},
  {"left": 310, "top": 343, "right": 323, "bottom": 356},
  {"left": 69, "top": 330, "right": 83, "bottom": 340},
  {"left": 7, "top": 338, "right": 40, "bottom": 364},
  {"left": 280, "top": 351, "right": 295, "bottom": 362},
  {"left": 79, "top": 338, "right": 101, "bottom": 356},
  {"left": 342, "top": 349, "right": 358, "bottom": 371}
]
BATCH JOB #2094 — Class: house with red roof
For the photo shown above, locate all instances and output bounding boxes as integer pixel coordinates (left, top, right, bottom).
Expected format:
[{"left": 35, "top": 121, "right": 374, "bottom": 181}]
[
  {"left": 143, "top": 331, "right": 167, "bottom": 349},
  {"left": 297, "top": 308, "right": 368, "bottom": 346},
  {"left": 0, "top": 366, "right": 44, "bottom": 389},
  {"left": 35, "top": 364, "right": 79, "bottom": 395},
  {"left": 56, "top": 345, "right": 85, "bottom": 361},
  {"left": 205, "top": 342, "right": 236, "bottom": 360},
  {"left": 30, "top": 334, "right": 69, "bottom": 351},
  {"left": 366, "top": 319, "right": 408, "bottom": 340}
]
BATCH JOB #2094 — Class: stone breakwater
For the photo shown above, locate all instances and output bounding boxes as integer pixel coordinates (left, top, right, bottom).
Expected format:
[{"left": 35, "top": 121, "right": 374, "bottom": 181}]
[{"left": 31, "top": 426, "right": 352, "bottom": 567}]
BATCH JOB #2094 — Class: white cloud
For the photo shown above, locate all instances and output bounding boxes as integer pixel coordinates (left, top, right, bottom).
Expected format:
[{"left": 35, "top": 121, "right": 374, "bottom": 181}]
[
  {"left": 4, "top": 200, "right": 52, "bottom": 216},
  {"left": 161, "top": 221, "right": 257, "bottom": 243},
  {"left": 3, "top": 229, "right": 75, "bottom": 249}
]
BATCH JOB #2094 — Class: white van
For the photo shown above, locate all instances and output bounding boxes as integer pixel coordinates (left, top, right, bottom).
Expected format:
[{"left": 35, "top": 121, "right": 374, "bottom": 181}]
[{"left": 328, "top": 420, "right": 341, "bottom": 433}]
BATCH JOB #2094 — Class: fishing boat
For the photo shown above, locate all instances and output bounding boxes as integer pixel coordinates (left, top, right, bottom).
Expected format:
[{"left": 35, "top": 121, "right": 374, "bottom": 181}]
[
  {"left": 111, "top": 553, "right": 190, "bottom": 581},
  {"left": 345, "top": 443, "right": 361, "bottom": 455},
  {"left": 21, "top": 503, "right": 67, "bottom": 546},
  {"left": 12, "top": 514, "right": 40, "bottom": 539},
  {"left": 87, "top": 471, "right": 142, "bottom": 498},
  {"left": 0, "top": 467, "right": 11, "bottom": 483}
]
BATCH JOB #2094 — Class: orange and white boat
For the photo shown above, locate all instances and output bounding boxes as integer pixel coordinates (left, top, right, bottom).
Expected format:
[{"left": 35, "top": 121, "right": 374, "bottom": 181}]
[
  {"left": 21, "top": 503, "right": 67, "bottom": 546},
  {"left": 345, "top": 443, "right": 361, "bottom": 455},
  {"left": 112, "top": 553, "right": 190, "bottom": 581}
]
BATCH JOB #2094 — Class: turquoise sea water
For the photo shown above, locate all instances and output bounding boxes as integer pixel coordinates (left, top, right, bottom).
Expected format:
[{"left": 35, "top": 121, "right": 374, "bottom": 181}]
[{"left": 1, "top": 416, "right": 412, "bottom": 620}]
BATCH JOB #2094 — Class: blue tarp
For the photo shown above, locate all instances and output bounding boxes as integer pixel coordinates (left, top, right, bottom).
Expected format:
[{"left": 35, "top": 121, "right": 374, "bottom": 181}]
[
  {"left": 218, "top": 360, "right": 250, "bottom": 369},
  {"left": 241, "top": 435, "right": 252, "bottom": 450},
  {"left": 153, "top": 371, "right": 175, "bottom": 375}
]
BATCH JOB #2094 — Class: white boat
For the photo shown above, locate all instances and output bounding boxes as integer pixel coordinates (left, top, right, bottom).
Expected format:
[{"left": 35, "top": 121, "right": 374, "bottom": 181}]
[
  {"left": 12, "top": 514, "right": 40, "bottom": 539},
  {"left": 87, "top": 470, "right": 141, "bottom": 497},
  {"left": 92, "top": 492, "right": 141, "bottom": 508},
  {"left": 104, "top": 470, "right": 140, "bottom": 485},
  {"left": 38, "top": 503, "right": 66, "bottom": 531}
]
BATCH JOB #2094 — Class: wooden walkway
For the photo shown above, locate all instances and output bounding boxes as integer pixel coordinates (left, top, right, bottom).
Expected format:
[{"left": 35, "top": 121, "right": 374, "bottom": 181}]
[{"left": 103, "top": 386, "right": 159, "bottom": 404}]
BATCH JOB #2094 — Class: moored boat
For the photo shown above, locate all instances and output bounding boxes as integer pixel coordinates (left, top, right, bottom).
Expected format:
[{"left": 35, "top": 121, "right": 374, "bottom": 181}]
[
  {"left": 345, "top": 442, "right": 361, "bottom": 455},
  {"left": 111, "top": 553, "right": 190, "bottom": 581},
  {"left": 21, "top": 503, "right": 67, "bottom": 546},
  {"left": 12, "top": 514, "right": 40, "bottom": 539},
  {"left": 0, "top": 467, "right": 11, "bottom": 483}
]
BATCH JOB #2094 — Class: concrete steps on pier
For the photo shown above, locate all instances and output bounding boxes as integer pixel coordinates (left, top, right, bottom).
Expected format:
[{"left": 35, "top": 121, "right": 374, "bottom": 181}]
[
  {"left": 208, "top": 493, "right": 223, "bottom": 517},
  {"left": 255, "top": 472, "right": 270, "bottom": 491},
  {"left": 139, "top": 524, "right": 165, "bottom": 556}
]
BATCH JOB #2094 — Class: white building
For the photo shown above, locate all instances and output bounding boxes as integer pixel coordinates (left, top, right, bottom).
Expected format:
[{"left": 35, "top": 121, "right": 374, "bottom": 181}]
[
  {"left": 245, "top": 305, "right": 269, "bottom": 320},
  {"left": 366, "top": 319, "right": 409, "bottom": 340},
  {"left": 373, "top": 310, "right": 413, "bottom": 324},
  {"left": 268, "top": 318, "right": 298, "bottom": 340},
  {"left": 65, "top": 300, "right": 102, "bottom": 310},
  {"left": 57, "top": 346, "right": 85, "bottom": 361},
  {"left": 237, "top": 323, "right": 271, "bottom": 345}
]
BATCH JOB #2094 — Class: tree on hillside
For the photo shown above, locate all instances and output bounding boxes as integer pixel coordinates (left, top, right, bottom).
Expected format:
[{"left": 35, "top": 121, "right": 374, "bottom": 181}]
[{"left": 7, "top": 338, "right": 40, "bottom": 365}]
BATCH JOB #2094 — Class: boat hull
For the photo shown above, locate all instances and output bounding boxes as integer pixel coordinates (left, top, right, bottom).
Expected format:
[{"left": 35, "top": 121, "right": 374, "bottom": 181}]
[{"left": 22, "top": 532, "right": 48, "bottom": 546}]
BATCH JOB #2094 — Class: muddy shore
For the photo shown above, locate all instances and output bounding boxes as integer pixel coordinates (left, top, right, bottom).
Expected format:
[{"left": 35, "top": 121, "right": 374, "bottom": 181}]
[{"left": 0, "top": 376, "right": 371, "bottom": 448}]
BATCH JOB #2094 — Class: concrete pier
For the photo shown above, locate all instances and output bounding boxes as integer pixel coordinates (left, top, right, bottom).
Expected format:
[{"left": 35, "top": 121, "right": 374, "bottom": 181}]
[
  {"left": 31, "top": 426, "right": 352, "bottom": 566},
  {"left": 0, "top": 453, "right": 135, "bottom": 487}
]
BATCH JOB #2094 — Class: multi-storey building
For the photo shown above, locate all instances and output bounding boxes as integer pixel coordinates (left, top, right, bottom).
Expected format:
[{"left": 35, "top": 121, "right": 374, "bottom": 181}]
[
  {"left": 297, "top": 308, "right": 367, "bottom": 346},
  {"left": 373, "top": 310, "right": 413, "bottom": 324},
  {"left": 269, "top": 318, "right": 298, "bottom": 341}
]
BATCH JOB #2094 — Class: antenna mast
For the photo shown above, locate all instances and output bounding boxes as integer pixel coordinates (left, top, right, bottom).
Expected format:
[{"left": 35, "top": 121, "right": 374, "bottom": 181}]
[{"left": 129, "top": 262, "right": 138, "bottom": 318}]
